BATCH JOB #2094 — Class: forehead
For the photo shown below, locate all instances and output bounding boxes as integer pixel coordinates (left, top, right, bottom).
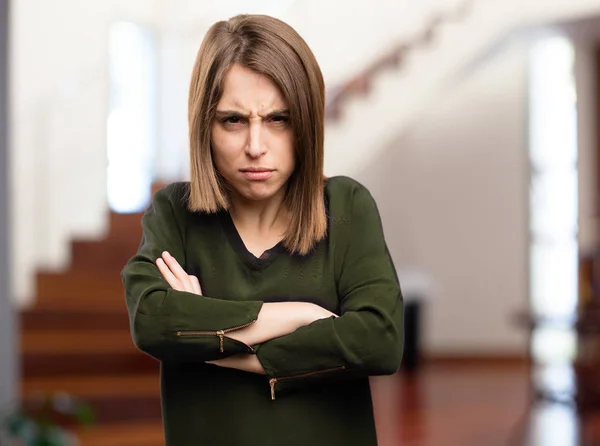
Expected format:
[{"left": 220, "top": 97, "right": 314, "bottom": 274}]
[{"left": 218, "top": 64, "right": 287, "bottom": 110}]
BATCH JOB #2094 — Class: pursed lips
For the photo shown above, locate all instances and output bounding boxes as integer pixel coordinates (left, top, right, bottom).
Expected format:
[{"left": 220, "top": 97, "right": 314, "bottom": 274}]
[
  {"left": 240, "top": 167, "right": 274, "bottom": 172},
  {"left": 240, "top": 168, "right": 275, "bottom": 180}
]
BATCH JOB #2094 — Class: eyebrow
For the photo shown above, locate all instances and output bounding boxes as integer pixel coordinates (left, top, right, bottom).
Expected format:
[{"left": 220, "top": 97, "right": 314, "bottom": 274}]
[{"left": 215, "top": 108, "right": 290, "bottom": 119}]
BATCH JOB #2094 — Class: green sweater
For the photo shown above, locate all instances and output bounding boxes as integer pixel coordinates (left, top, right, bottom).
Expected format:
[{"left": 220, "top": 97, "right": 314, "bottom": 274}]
[{"left": 122, "top": 176, "right": 404, "bottom": 446}]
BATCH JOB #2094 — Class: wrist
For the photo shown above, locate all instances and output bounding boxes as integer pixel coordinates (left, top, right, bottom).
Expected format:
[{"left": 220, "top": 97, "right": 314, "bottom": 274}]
[{"left": 299, "top": 302, "right": 322, "bottom": 326}]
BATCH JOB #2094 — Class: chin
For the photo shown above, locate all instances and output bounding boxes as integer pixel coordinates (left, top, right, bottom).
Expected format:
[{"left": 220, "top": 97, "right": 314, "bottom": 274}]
[
  {"left": 238, "top": 182, "right": 284, "bottom": 202},
  {"left": 242, "top": 189, "right": 277, "bottom": 202}
]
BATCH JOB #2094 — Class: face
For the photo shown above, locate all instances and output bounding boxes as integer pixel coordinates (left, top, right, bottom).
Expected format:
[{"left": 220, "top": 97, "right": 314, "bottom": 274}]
[{"left": 211, "top": 64, "right": 295, "bottom": 205}]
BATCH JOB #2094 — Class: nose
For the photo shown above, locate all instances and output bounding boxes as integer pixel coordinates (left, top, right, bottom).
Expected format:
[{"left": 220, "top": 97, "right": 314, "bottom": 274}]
[{"left": 245, "top": 119, "right": 266, "bottom": 158}]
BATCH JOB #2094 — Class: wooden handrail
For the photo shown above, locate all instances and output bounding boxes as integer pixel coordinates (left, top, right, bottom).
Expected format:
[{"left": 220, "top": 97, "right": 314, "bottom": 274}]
[{"left": 325, "top": 0, "right": 475, "bottom": 121}]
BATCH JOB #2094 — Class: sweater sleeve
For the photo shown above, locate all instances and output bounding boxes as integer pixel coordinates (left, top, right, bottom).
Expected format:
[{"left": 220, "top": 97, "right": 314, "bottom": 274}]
[
  {"left": 254, "top": 182, "right": 404, "bottom": 399},
  {"left": 121, "top": 184, "right": 264, "bottom": 363}
]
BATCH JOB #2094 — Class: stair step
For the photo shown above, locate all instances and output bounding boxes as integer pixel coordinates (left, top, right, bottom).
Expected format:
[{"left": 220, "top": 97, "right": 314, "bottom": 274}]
[
  {"left": 22, "top": 375, "right": 162, "bottom": 424},
  {"left": 106, "top": 183, "right": 168, "bottom": 243},
  {"left": 22, "top": 351, "right": 158, "bottom": 378},
  {"left": 74, "top": 422, "right": 164, "bottom": 446},
  {"left": 36, "top": 271, "right": 124, "bottom": 295},
  {"left": 23, "top": 374, "right": 160, "bottom": 398},
  {"left": 36, "top": 271, "right": 125, "bottom": 307},
  {"left": 108, "top": 212, "right": 144, "bottom": 242},
  {"left": 71, "top": 239, "right": 140, "bottom": 272},
  {"left": 22, "top": 329, "right": 136, "bottom": 355},
  {"left": 16, "top": 183, "right": 174, "bottom": 435},
  {"left": 21, "top": 308, "right": 130, "bottom": 330},
  {"left": 34, "top": 298, "right": 126, "bottom": 310}
]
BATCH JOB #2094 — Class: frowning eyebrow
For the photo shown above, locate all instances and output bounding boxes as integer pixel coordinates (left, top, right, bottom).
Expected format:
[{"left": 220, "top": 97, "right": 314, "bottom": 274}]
[{"left": 214, "top": 108, "right": 290, "bottom": 119}]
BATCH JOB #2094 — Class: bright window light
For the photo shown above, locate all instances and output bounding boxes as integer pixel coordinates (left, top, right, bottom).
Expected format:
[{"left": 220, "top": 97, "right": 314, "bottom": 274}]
[
  {"left": 107, "top": 22, "right": 158, "bottom": 213},
  {"left": 528, "top": 35, "right": 578, "bottom": 363}
]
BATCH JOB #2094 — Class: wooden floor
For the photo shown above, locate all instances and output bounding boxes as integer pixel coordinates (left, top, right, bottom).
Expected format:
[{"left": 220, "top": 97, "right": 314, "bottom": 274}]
[
  {"left": 372, "top": 362, "right": 593, "bottom": 446},
  {"left": 61, "top": 362, "right": 600, "bottom": 446}
]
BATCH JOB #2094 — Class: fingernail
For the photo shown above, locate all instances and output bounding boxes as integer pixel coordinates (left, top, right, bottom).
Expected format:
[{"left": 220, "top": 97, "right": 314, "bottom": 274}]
[{"left": 162, "top": 251, "right": 170, "bottom": 258}]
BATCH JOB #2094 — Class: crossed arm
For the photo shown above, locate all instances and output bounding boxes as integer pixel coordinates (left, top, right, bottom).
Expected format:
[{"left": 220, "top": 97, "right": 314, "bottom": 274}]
[
  {"left": 122, "top": 182, "right": 403, "bottom": 398},
  {"left": 155, "top": 250, "right": 337, "bottom": 375}
]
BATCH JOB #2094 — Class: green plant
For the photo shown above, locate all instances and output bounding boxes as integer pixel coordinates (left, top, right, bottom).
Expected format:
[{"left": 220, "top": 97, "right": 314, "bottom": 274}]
[{"left": 0, "top": 392, "right": 95, "bottom": 446}]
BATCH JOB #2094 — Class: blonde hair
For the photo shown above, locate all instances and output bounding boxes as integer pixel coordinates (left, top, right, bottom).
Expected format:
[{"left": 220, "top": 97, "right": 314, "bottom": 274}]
[{"left": 187, "top": 14, "right": 327, "bottom": 255}]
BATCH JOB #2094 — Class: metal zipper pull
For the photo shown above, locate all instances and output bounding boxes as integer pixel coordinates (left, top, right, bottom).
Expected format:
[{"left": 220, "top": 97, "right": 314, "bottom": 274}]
[
  {"left": 269, "top": 378, "right": 277, "bottom": 401},
  {"left": 216, "top": 330, "right": 225, "bottom": 353}
]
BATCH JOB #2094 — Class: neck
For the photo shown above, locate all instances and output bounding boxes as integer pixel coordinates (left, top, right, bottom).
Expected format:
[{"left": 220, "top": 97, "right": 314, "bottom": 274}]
[{"left": 228, "top": 189, "right": 289, "bottom": 236}]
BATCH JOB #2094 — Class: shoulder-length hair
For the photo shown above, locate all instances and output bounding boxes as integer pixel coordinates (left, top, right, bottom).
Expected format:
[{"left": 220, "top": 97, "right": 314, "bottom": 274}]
[{"left": 187, "top": 14, "right": 327, "bottom": 256}]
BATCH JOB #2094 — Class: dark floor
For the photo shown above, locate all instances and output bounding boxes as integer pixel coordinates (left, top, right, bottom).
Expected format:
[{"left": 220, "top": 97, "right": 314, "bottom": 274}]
[{"left": 371, "top": 362, "right": 598, "bottom": 446}]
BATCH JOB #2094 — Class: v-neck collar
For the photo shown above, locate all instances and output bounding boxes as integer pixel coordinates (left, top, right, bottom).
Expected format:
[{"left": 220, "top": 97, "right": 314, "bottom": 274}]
[{"left": 219, "top": 210, "right": 287, "bottom": 270}]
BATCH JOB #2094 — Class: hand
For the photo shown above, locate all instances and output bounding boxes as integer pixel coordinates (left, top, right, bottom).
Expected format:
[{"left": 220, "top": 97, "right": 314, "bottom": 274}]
[
  {"left": 305, "top": 302, "right": 338, "bottom": 325},
  {"left": 156, "top": 251, "right": 202, "bottom": 295},
  {"left": 207, "top": 354, "right": 266, "bottom": 375}
]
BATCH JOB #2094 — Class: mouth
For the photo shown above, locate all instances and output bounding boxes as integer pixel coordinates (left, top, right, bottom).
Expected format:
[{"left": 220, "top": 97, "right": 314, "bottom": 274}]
[
  {"left": 240, "top": 168, "right": 275, "bottom": 181},
  {"left": 240, "top": 167, "right": 274, "bottom": 173}
]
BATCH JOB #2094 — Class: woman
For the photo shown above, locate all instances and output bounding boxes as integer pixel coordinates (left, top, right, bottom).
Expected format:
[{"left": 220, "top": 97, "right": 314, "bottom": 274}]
[{"left": 122, "top": 14, "right": 403, "bottom": 446}]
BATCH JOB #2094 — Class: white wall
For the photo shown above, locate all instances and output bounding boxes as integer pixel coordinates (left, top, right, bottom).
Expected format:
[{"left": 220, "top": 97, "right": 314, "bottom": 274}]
[
  {"left": 353, "top": 40, "right": 530, "bottom": 354},
  {"left": 320, "top": 0, "right": 600, "bottom": 180},
  {"left": 161, "top": 0, "right": 457, "bottom": 85},
  {"left": 282, "top": 0, "right": 457, "bottom": 86},
  {"left": 10, "top": 0, "right": 162, "bottom": 304}
]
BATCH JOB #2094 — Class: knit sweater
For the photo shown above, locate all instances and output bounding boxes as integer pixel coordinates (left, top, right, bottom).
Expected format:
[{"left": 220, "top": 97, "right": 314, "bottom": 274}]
[{"left": 121, "top": 175, "right": 404, "bottom": 446}]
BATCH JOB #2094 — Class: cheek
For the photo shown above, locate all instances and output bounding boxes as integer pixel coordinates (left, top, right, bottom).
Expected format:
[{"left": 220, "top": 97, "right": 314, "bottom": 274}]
[
  {"left": 267, "top": 130, "right": 293, "bottom": 157},
  {"left": 211, "top": 129, "right": 240, "bottom": 166}
]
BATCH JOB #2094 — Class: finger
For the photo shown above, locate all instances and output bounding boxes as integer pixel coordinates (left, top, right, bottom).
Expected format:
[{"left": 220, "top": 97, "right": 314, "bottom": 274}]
[
  {"left": 189, "top": 275, "right": 202, "bottom": 295},
  {"left": 156, "top": 258, "right": 181, "bottom": 290},
  {"left": 162, "top": 251, "right": 193, "bottom": 292}
]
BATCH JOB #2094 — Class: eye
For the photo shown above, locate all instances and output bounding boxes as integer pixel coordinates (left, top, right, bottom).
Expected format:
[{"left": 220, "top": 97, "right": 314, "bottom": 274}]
[
  {"left": 270, "top": 115, "right": 290, "bottom": 124},
  {"left": 222, "top": 116, "right": 243, "bottom": 125}
]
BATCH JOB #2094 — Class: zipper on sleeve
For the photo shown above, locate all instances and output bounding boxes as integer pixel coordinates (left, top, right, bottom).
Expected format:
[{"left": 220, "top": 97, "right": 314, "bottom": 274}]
[
  {"left": 176, "top": 320, "right": 257, "bottom": 353},
  {"left": 269, "top": 378, "right": 277, "bottom": 400},
  {"left": 216, "top": 330, "right": 225, "bottom": 352},
  {"left": 268, "top": 365, "right": 346, "bottom": 401}
]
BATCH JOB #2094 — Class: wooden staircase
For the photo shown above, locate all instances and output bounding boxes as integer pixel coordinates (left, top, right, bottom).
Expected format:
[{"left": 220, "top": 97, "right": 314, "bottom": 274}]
[
  {"left": 20, "top": 209, "right": 165, "bottom": 445},
  {"left": 324, "top": 0, "right": 474, "bottom": 121}
]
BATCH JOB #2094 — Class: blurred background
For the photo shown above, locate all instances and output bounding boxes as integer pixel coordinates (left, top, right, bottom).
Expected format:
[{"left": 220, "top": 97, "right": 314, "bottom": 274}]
[{"left": 3, "top": 0, "right": 600, "bottom": 444}]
